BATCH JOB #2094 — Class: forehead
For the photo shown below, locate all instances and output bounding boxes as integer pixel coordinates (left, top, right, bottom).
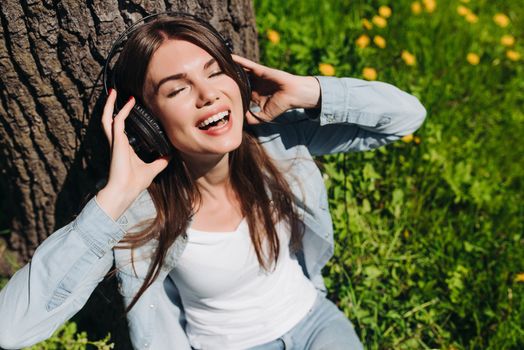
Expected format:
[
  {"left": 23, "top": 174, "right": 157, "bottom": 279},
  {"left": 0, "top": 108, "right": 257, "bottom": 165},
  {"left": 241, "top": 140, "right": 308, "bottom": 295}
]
[
  {"left": 144, "top": 39, "right": 217, "bottom": 96},
  {"left": 148, "top": 39, "right": 213, "bottom": 77}
]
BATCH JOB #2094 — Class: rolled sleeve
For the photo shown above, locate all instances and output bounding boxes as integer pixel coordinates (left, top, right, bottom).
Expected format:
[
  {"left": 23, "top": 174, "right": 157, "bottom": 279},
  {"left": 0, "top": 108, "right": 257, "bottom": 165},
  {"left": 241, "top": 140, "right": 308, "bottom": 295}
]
[
  {"left": 0, "top": 195, "right": 127, "bottom": 348},
  {"left": 266, "top": 75, "right": 427, "bottom": 155},
  {"left": 74, "top": 196, "right": 128, "bottom": 258},
  {"left": 313, "top": 76, "right": 426, "bottom": 135}
]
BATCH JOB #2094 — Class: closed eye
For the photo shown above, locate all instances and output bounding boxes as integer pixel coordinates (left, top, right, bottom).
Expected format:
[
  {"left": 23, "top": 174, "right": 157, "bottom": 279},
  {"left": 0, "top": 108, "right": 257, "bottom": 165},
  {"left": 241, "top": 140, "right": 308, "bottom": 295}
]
[
  {"left": 166, "top": 71, "right": 223, "bottom": 98},
  {"left": 167, "top": 88, "right": 183, "bottom": 98}
]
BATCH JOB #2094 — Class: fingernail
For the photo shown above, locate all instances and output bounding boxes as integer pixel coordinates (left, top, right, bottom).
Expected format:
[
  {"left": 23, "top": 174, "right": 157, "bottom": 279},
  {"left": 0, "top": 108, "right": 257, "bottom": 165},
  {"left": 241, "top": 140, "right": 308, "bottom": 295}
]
[
  {"left": 128, "top": 96, "right": 134, "bottom": 102},
  {"left": 108, "top": 88, "right": 113, "bottom": 95}
]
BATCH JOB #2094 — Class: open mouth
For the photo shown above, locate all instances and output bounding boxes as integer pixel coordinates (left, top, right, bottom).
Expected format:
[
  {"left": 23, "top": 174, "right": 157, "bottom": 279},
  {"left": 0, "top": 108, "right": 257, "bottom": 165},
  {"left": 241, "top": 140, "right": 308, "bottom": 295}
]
[{"left": 197, "top": 110, "right": 230, "bottom": 131}]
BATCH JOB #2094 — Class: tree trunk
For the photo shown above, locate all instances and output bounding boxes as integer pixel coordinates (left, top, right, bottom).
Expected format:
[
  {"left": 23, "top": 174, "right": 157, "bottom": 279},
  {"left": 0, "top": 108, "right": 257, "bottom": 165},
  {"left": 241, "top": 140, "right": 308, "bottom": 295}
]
[{"left": 0, "top": 0, "right": 258, "bottom": 347}]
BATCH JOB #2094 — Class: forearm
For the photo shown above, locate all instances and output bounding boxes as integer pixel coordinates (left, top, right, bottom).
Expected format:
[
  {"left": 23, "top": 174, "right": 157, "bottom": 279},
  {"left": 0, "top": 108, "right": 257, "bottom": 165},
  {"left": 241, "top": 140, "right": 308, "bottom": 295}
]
[
  {"left": 271, "top": 75, "right": 427, "bottom": 155},
  {"left": 96, "top": 185, "right": 141, "bottom": 221},
  {"left": 0, "top": 196, "right": 124, "bottom": 348},
  {"left": 290, "top": 76, "right": 321, "bottom": 110}
]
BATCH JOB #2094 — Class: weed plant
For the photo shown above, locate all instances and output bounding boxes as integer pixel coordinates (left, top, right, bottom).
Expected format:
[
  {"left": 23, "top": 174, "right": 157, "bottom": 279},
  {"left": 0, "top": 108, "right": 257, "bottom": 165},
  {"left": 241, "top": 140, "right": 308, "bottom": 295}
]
[
  {"left": 2, "top": 0, "right": 522, "bottom": 349},
  {"left": 254, "top": 0, "right": 523, "bottom": 348}
]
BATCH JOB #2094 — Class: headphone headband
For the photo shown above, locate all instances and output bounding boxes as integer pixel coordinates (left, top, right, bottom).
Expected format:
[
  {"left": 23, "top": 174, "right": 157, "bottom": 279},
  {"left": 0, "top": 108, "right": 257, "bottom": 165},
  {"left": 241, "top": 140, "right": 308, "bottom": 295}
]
[
  {"left": 102, "top": 11, "right": 234, "bottom": 95},
  {"left": 101, "top": 11, "right": 251, "bottom": 163}
]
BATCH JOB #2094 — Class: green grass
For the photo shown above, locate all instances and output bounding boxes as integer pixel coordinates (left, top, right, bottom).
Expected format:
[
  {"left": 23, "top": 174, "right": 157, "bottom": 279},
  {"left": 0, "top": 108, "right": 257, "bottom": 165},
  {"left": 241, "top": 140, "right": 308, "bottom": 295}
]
[
  {"left": 21, "top": 323, "right": 113, "bottom": 350},
  {"left": 254, "top": 0, "right": 523, "bottom": 348},
  {"left": 1, "top": 1, "right": 522, "bottom": 348}
]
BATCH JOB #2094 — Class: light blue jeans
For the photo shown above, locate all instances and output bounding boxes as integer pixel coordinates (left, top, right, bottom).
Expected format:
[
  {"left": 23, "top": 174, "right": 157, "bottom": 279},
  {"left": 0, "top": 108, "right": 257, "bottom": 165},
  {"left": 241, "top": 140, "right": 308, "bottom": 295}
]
[{"left": 247, "top": 291, "right": 364, "bottom": 350}]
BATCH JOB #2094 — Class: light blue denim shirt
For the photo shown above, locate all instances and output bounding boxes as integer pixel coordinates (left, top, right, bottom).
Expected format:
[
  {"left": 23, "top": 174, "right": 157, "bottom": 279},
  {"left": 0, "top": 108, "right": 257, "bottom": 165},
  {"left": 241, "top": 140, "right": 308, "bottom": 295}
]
[{"left": 0, "top": 76, "right": 426, "bottom": 350}]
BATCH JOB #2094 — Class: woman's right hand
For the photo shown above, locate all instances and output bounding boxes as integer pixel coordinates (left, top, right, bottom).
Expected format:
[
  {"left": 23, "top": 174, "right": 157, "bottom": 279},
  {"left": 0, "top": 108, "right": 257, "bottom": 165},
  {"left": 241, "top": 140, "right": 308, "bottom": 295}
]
[{"left": 96, "top": 89, "right": 171, "bottom": 221}]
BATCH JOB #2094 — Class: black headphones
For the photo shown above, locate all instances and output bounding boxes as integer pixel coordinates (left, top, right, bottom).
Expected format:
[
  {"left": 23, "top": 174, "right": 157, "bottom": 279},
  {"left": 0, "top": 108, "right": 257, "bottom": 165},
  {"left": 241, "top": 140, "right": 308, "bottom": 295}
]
[{"left": 103, "top": 12, "right": 252, "bottom": 163}]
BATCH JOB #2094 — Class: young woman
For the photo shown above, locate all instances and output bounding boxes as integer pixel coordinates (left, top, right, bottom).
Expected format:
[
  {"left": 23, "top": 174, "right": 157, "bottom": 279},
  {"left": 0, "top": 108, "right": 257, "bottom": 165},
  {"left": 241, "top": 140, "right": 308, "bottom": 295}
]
[{"left": 0, "top": 15, "right": 426, "bottom": 350}]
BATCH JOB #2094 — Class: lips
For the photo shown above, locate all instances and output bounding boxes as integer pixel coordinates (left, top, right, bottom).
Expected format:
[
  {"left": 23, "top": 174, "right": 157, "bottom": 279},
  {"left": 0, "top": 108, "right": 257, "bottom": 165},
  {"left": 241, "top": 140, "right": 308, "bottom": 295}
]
[
  {"left": 197, "top": 110, "right": 230, "bottom": 129},
  {"left": 195, "top": 106, "right": 231, "bottom": 127},
  {"left": 197, "top": 111, "right": 233, "bottom": 136}
]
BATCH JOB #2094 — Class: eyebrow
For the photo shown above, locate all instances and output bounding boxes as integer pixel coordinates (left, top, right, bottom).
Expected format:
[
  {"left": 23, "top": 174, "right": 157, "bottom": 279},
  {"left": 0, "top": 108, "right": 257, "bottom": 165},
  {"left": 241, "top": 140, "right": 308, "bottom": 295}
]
[{"left": 154, "top": 58, "right": 217, "bottom": 94}]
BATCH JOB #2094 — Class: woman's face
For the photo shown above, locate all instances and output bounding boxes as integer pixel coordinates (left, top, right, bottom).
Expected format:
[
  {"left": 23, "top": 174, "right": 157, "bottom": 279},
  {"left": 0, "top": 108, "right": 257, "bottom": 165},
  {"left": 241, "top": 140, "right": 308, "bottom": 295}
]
[{"left": 144, "top": 39, "right": 245, "bottom": 162}]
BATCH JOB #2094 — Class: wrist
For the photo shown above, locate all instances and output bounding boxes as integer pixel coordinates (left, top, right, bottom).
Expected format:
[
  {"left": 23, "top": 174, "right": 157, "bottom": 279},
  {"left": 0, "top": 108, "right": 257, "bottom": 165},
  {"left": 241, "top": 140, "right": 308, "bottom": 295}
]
[
  {"left": 291, "top": 76, "right": 321, "bottom": 110},
  {"left": 96, "top": 186, "right": 140, "bottom": 221}
]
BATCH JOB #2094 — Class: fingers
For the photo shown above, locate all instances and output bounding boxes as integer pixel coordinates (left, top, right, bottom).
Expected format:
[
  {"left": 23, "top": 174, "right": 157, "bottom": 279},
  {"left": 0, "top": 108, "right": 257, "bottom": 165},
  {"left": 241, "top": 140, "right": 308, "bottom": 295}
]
[
  {"left": 232, "top": 54, "right": 266, "bottom": 75},
  {"left": 145, "top": 155, "right": 172, "bottom": 177},
  {"left": 245, "top": 110, "right": 260, "bottom": 125},
  {"left": 112, "top": 96, "right": 135, "bottom": 146},
  {"left": 101, "top": 89, "right": 117, "bottom": 144},
  {"left": 245, "top": 109, "right": 270, "bottom": 125},
  {"left": 101, "top": 90, "right": 135, "bottom": 147}
]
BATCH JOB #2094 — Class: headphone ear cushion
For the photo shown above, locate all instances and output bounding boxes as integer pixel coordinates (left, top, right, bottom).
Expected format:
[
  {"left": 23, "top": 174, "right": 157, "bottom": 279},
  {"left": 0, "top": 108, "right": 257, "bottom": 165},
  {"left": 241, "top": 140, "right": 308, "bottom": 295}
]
[{"left": 124, "top": 104, "right": 173, "bottom": 163}]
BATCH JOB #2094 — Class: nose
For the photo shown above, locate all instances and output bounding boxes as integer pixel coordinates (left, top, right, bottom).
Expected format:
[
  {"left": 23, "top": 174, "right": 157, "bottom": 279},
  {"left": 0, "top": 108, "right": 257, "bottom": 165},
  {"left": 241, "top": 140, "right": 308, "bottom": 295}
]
[{"left": 195, "top": 80, "right": 219, "bottom": 108}]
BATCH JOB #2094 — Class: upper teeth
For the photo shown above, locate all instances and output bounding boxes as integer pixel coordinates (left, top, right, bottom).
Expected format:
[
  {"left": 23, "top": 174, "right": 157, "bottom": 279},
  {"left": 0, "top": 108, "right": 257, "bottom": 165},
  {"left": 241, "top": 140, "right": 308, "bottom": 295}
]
[{"left": 198, "top": 110, "right": 229, "bottom": 128}]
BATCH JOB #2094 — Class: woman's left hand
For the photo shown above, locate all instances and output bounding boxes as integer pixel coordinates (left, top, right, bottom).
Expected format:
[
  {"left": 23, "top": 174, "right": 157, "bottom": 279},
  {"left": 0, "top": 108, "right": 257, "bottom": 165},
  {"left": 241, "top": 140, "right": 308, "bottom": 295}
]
[{"left": 232, "top": 55, "right": 321, "bottom": 124}]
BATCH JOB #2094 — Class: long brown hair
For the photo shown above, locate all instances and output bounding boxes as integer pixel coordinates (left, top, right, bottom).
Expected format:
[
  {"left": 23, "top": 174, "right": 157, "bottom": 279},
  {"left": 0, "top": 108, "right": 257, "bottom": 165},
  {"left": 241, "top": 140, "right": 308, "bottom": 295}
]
[{"left": 113, "top": 15, "right": 303, "bottom": 313}]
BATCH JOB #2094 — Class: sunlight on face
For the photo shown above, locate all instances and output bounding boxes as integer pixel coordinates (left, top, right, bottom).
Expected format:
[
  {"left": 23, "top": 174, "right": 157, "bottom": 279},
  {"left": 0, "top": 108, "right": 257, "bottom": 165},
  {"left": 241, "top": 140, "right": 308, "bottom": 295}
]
[{"left": 144, "top": 39, "right": 245, "bottom": 163}]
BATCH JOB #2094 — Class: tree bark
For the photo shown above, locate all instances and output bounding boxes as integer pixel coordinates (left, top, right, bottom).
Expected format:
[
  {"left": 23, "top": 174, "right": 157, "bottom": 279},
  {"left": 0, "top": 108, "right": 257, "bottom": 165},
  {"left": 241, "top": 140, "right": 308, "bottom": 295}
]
[
  {"left": 0, "top": 0, "right": 258, "bottom": 347},
  {"left": 0, "top": 0, "right": 258, "bottom": 261}
]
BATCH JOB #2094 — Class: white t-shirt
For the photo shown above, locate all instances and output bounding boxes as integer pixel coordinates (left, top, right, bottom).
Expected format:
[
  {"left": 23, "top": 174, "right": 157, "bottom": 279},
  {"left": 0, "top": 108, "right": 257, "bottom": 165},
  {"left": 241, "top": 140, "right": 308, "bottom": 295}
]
[{"left": 169, "top": 218, "right": 318, "bottom": 350}]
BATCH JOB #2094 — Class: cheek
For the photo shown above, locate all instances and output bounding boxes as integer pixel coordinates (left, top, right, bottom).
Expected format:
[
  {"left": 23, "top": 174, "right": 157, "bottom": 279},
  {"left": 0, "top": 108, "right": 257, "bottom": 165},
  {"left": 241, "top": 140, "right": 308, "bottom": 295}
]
[
  {"left": 154, "top": 111, "right": 190, "bottom": 147},
  {"left": 223, "top": 76, "right": 243, "bottom": 101},
  {"left": 153, "top": 99, "right": 188, "bottom": 128}
]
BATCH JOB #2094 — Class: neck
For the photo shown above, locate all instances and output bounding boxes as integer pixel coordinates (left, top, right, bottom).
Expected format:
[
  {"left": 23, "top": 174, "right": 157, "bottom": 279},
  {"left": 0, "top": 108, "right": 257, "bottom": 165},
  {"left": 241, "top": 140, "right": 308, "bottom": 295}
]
[{"left": 182, "top": 152, "right": 232, "bottom": 200}]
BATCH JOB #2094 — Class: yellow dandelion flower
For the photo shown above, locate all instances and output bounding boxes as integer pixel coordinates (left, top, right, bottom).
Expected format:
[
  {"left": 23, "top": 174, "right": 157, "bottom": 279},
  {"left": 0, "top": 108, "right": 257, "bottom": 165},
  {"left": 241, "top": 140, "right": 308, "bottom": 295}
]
[
  {"left": 493, "top": 13, "right": 510, "bottom": 27},
  {"left": 362, "top": 67, "right": 377, "bottom": 81},
  {"left": 467, "top": 53, "right": 480, "bottom": 65},
  {"left": 414, "top": 136, "right": 421, "bottom": 144},
  {"left": 403, "top": 230, "right": 411, "bottom": 239},
  {"left": 362, "top": 18, "right": 373, "bottom": 30},
  {"left": 423, "top": 0, "right": 437, "bottom": 13},
  {"left": 411, "top": 2, "right": 422, "bottom": 15},
  {"left": 457, "top": 5, "right": 470, "bottom": 16},
  {"left": 515, "top": 273, "right": 524, "bottom": 283},
  {"left": 356, "top": 34, "right": 370, "bottom": 48},
  {"left": 402, "top": 134, "right": 414, "bottom": 143},
  {"left": 379, "top": 6, "right": 392, "bottom": 18},
  {"left": 465, "top": 12, "right": 478, "bottom": 23},
  {"left": 267, "top": 29, "right": 280, "bottom": 44},
  {"left": 506, "top": 50, "right": 521, "bottom": 61},
  {"left": 501, "top": 35, "right": 515, "bottom": 47},
  {"left": 374, "top": 35, "right": 387, "bottom": 49},
  {"left": 319, "top": 63, "right": 336, "bottom": 76},
  {"left": 401, "top": 50, "right": 417, "bottom": 66},
  {"left": 372, "top": 15, "right": 387, "bottom": 28}
]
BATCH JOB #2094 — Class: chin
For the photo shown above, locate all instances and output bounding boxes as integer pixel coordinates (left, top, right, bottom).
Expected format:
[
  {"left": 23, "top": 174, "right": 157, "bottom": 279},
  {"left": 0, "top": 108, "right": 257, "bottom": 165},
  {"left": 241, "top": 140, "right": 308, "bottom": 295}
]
[{"left": 215, "top": 136, "right": 243, "bottom": 155}]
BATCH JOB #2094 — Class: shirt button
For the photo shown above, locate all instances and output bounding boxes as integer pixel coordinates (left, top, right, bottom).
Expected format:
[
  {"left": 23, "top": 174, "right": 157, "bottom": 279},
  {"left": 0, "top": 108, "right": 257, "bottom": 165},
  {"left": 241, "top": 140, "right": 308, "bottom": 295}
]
[
  {"left": 120, "top": 216, "right": 128, "bottom": 224},
  {"left": 144, "top": 343, "right": 149, "bottom": 348},
  {"left": 108, "top": 238, "right": 116, "bottom": 244},
  {"left": 149, "top": 304, "right": 155, "bottom": 309}
]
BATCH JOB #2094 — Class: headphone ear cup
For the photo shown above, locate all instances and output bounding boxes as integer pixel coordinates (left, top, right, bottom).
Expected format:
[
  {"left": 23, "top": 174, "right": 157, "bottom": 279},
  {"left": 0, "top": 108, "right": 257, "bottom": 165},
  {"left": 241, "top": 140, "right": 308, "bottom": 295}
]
[{"left": 124, "top": 103, "right": 173, "bottom": 163}]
